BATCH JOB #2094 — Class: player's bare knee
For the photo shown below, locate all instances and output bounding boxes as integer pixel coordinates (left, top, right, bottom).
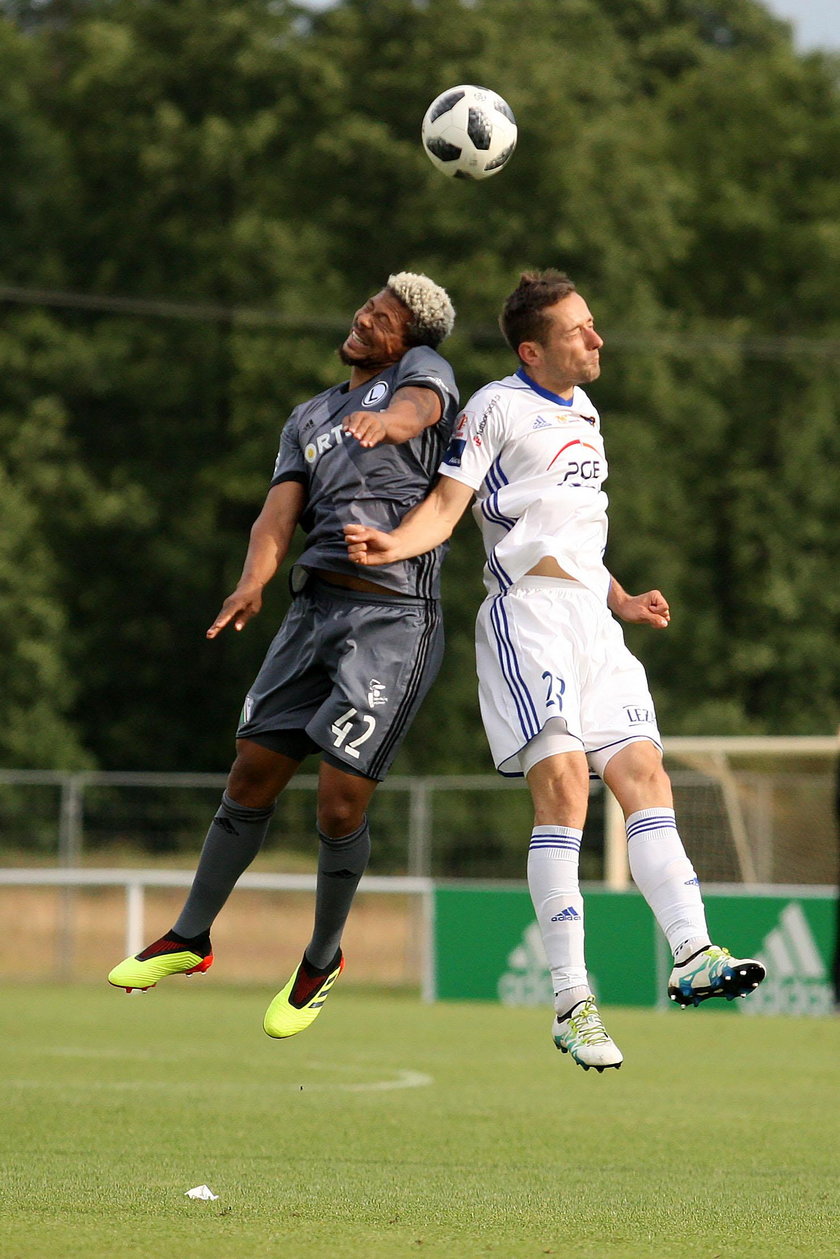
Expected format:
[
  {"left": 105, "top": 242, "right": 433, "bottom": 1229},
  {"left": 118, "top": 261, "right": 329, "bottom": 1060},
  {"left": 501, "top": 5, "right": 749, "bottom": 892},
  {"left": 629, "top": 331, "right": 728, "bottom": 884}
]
[
  {"left": 629, "top": 761, "right": 671, "bottom": 799},
  {"left": 227, "top": 744, "right": 287, "bottom": 810},
  {"left": 527, "top": 754, "right": 589, "bottom": 824},
  {"left": 317, "top": 799, "right": 365, "bottom": 837},
  {"left": 604, "top": 742, "right": 671, "bottom": 806},
  {"left": 316, "top": 761, "right": 377, "bottom": 837},
  {"left": 316, "top": 778, "right": 369, "bottom": 835}
]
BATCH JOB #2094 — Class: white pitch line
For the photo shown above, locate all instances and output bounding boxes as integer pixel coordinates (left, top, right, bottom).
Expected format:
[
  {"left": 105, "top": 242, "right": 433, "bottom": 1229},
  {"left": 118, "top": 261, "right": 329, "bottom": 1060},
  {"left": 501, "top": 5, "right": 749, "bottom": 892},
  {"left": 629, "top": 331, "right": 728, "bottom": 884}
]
[
  {"left": 328, "top": 1069, "right": 433, "bottom": 1093},
  {"left": 4, "top": 1068, "right": 435, "bottom": 1093},
  {"left": 34, "top": 1046, "right": 181, "bottom": 1062}
]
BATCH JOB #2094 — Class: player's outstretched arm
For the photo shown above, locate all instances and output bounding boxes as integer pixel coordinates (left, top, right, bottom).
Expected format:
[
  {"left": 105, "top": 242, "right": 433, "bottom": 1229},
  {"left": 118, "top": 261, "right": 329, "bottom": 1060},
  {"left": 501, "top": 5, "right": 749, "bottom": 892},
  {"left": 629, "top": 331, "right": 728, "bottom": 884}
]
[
  {"left": 345, "top": 475, "right": 474, "bottom": 565},
  {"left": 207, "top": 481, "right": 306, "bottom": 638},
  {"left": 607, "top": 576, "right": 670, "bottom": 629},
  {"left": 342, "top": 385, "right": 442, "bottom": 448}
]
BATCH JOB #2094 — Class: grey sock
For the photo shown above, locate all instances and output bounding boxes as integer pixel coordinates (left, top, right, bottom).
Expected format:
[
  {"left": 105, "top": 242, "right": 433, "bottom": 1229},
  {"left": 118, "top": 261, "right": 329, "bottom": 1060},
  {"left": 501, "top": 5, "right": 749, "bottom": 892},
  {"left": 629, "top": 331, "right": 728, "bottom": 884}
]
[
  {"left": 173, "top": 792, "right": 274, "bottom": 937},
  {"left": 305, "top": 817, "right": 371, "bottom": 969}
]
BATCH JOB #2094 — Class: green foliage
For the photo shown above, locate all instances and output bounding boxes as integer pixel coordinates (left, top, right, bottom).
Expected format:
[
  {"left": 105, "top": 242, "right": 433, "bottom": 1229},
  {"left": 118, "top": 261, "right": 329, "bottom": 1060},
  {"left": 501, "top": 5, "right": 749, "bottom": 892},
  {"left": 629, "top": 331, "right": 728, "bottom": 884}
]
[
  {"left": 0, "top": 0, "right": 839, "bottom": 772},
  {"left": 0, "top": 310, "right": 112, "bottom": 768}
]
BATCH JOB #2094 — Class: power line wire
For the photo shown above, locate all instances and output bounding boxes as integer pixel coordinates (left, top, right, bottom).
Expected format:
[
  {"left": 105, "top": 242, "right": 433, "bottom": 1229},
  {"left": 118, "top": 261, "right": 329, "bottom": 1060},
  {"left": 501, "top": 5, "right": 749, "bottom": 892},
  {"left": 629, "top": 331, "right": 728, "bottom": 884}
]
[{"left": 1, "top": 283, "right": 839, "bottom": 360}]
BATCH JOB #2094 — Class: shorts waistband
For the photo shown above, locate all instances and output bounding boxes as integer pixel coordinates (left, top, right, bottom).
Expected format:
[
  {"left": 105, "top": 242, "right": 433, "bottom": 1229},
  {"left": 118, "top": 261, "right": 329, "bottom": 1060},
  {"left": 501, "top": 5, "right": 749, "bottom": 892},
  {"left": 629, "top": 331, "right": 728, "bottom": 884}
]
[
  {"left": 510, "top": 575, "right": 584, "bottom": 592},
  {"left": 304, "top": 573, "right": 431, "bottom": 608}
]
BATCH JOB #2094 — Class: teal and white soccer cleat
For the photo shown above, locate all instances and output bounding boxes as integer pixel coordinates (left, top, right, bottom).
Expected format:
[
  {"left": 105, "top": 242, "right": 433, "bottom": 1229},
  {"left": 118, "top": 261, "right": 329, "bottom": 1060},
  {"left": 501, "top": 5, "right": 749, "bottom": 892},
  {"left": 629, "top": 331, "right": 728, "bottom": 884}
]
[
  {"left": 668, "top": 944, "right": 765, "bottom": 1008},
  {"left": 107, "top": 934, "right": 214, "bottom": 992},
  {"left": 263, "top": 951, "right": 344, "bottom": 1039},
  {"left": 553, "top": 996, "right": 623, "bottom": 1072}
]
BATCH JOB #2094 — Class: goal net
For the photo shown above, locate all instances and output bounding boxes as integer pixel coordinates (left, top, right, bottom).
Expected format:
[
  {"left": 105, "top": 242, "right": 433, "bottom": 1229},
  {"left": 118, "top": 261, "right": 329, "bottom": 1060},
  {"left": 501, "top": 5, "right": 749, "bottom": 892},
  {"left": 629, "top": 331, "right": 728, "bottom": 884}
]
[{"left": 640, "top": 736, "right": 838, "bottom": 887}]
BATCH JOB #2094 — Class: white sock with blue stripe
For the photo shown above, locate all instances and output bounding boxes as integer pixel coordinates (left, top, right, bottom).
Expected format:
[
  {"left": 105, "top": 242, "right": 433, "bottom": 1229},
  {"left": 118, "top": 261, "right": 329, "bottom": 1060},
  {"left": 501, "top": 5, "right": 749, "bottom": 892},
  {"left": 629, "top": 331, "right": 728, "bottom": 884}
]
[
  {"left": 626, "top": 808, "right": 709, "bottom": 962},
  {"left": 527, "top": 825, "right": 590, "bottom": 1013}
]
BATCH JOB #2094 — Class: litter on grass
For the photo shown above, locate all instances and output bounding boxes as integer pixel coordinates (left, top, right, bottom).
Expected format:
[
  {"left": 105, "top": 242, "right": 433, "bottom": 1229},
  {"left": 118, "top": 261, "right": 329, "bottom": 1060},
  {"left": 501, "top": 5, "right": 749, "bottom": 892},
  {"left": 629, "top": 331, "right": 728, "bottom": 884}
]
[{"left": 185, "top": 1185, "right": 219, "bottom": 1201}]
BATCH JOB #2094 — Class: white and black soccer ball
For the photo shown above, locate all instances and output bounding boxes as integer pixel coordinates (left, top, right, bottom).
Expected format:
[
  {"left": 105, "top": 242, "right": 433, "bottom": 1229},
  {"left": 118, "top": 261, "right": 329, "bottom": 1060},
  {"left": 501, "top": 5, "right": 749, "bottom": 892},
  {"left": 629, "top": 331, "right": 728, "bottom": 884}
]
[{"left": 421, "top": 84, "right": 517, "bottom": 181}]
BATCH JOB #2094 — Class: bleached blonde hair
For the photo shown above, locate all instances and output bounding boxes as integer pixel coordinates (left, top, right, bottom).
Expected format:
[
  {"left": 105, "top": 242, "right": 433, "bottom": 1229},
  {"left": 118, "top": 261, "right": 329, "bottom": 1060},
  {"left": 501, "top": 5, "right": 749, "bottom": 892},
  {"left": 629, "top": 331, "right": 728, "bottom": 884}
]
[{"left": 387, "top": 271, "right": 455, "bottom": 347}]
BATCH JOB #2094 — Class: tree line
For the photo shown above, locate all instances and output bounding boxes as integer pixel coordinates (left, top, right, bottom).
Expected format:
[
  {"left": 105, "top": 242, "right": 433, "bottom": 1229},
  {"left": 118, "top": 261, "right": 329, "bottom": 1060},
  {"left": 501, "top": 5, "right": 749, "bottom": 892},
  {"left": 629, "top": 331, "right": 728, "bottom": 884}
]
[{"left": 1, "top": 0, "right": 839, "bottom": 775}]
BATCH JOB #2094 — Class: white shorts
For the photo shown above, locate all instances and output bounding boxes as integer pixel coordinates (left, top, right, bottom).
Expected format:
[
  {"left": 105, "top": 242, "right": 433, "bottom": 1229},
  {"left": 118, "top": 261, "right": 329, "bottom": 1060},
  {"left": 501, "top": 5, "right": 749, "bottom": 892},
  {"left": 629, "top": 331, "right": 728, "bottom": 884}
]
[{"left": 475, "top": 576, "right": 662, "bottom": 778}]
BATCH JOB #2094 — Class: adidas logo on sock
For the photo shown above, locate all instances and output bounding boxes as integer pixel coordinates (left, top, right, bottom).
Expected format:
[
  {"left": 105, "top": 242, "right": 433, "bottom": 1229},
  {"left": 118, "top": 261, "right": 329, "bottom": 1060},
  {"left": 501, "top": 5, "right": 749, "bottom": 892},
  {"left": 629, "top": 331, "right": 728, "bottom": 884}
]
[{"left": 550, "top": 906, "right": 582, "bottom": 923}]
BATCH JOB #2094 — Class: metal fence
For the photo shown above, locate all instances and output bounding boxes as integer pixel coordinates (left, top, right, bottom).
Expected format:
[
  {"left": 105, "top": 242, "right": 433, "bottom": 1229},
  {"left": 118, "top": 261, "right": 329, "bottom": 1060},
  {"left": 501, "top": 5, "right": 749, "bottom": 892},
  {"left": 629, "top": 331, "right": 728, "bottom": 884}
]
[{"left": 1, "top": 735, "right": 837, "bottom": 884}]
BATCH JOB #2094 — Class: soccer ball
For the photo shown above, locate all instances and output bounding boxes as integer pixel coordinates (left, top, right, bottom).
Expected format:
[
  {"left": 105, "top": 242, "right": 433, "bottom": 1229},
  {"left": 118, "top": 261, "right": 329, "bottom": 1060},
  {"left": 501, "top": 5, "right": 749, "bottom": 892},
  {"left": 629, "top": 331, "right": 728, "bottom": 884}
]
[{"left": 421, "top": 84, "right": 517, "bottom": 181}]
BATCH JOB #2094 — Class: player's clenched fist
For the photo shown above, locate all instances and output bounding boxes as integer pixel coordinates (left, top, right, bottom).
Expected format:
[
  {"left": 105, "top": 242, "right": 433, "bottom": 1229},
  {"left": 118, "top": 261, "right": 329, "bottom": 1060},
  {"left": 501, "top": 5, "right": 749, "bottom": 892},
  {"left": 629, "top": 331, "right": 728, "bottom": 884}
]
[{"left": 343, "top": 522, "right": 396, "bottom": 566}]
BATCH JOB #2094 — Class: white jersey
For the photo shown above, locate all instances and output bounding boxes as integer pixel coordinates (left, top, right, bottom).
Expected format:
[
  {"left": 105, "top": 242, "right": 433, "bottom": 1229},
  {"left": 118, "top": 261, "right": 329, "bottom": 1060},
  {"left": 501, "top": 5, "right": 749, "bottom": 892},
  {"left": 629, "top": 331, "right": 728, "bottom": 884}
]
[{"left": 439, "top": 369, "right": 610, "bottom": 600}]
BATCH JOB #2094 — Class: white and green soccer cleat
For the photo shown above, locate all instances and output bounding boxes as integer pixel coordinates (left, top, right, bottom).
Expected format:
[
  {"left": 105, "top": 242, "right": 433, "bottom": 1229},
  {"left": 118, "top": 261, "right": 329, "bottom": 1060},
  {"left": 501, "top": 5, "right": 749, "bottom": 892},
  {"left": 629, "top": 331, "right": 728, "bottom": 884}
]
[
  {"left": 668, "top": 944, "right": 765, "bottom": 1008},
  {"left": 107, "top": 934, "right": 214, "bottom": 992},
  {"left": 553, "top": 996, "right": 623, "bottom": 1072},
  {"left": 263, "top": 951, "right": 344, "bottom": 1039}
]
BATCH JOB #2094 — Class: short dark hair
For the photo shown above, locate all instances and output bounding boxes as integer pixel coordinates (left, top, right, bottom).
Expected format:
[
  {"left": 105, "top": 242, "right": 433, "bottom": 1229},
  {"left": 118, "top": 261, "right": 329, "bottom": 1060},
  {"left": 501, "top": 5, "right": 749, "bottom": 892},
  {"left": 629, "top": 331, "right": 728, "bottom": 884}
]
[{"left": 499, "top": 269, "right": 577, "bottom": 358}]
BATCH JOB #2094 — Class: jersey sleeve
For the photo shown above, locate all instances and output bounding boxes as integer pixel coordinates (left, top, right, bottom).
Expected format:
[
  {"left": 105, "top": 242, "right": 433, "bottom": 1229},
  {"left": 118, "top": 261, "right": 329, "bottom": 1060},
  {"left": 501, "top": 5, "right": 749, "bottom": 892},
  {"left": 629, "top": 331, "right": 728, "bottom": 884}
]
[
  {"left": 392, "top": 345, "right": 459, "bottom": 416},
  {"left": 438, "top": 385, "right": 506, "bottom": 491},
  {"left": 270, "top": 406, "right": 307, "bottom": 487}
]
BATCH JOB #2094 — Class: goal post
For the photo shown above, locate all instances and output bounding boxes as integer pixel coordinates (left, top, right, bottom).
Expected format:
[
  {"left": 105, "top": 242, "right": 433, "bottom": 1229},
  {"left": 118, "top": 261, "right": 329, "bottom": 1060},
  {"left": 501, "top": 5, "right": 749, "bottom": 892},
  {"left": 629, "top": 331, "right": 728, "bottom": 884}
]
[{"left": 604, "top": 734, "right": 839, "bottom": 889}]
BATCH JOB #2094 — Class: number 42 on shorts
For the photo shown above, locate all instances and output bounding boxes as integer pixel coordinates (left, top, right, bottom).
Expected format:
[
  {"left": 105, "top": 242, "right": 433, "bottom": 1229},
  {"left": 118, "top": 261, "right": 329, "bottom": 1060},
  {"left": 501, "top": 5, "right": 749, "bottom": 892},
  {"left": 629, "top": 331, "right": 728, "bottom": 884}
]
[{"left": 329, "top": 708, "right": 377, "bottom": 759}]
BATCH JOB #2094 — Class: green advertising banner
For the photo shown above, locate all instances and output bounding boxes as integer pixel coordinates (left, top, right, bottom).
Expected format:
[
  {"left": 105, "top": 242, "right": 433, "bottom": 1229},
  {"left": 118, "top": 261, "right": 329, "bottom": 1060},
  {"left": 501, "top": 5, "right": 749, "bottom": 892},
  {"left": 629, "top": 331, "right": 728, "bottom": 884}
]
[{"left": 432, "top": 884, "right": 836, "bottom": 1016}]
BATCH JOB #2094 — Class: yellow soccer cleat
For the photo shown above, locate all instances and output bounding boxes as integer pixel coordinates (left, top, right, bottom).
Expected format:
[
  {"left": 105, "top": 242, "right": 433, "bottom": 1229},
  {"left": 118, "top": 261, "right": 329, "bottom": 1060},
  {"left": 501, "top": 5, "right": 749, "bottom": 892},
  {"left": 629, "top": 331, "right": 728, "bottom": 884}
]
[
  {"left": 263, "top": 951, "right": 344, "bottom": 1039},
  {"left": 107, "top": 934, "right": 214, "bottom": 992}
]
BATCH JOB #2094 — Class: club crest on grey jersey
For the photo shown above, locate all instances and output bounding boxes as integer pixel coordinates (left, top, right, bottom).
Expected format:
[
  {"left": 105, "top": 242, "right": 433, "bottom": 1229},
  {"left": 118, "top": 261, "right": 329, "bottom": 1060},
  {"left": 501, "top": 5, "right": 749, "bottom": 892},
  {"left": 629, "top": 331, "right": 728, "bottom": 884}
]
[{"left": 362, "top": 381, "right": 389, "bottom": 407}]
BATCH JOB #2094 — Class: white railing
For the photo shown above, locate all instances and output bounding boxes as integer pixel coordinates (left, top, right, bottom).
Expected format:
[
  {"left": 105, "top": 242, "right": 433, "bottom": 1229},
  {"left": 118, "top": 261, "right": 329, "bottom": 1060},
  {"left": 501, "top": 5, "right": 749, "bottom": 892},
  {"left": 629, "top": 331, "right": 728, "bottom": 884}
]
[{"left": 0, "top": 866, "right": 437, "bottom": 999}]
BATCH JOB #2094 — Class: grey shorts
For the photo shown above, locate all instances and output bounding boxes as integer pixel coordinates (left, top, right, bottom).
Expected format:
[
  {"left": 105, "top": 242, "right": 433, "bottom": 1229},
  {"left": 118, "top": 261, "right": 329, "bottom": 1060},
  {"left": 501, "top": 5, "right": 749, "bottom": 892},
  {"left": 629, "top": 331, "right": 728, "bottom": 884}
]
[{"left": 236, "top": 576, "right": 444, "bottom": 781}]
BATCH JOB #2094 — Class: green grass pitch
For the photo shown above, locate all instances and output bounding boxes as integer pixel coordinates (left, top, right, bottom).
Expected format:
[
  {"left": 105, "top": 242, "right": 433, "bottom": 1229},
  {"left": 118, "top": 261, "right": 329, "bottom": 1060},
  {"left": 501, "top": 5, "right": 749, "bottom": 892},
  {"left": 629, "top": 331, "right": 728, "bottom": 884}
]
[{"left": 2, "top": 984, "right": 838, "bottom": 1258}]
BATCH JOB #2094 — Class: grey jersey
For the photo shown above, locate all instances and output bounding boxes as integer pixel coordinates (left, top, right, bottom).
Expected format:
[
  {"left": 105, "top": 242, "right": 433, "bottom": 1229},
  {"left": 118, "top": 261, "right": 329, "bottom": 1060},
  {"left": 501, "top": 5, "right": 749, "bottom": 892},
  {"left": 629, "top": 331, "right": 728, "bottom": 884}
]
[{"left": 271, "top": 346, "right": 458, "bottom": 598}]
